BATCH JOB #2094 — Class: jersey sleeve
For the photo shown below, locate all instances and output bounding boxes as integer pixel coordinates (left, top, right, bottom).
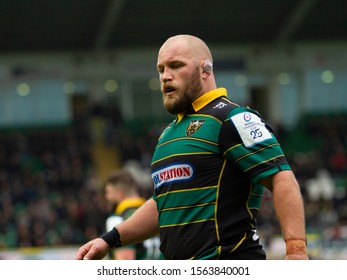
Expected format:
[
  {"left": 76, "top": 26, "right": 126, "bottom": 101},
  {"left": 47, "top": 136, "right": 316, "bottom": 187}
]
[{"left": 219, "top": 107, "right": 291, "bottom": 184}]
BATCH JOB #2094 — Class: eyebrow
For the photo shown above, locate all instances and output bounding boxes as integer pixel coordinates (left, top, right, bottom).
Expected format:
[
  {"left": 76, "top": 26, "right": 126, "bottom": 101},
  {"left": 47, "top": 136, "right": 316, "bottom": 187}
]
[{"left": 157, "top": 58, "right": 183, "bottom": 70}]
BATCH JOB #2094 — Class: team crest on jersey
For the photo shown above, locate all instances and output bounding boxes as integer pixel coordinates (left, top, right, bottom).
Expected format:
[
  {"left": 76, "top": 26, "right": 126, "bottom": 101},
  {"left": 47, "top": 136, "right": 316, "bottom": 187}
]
[{"left": 186, "top": 120, "right": 205, "bottom": 136}]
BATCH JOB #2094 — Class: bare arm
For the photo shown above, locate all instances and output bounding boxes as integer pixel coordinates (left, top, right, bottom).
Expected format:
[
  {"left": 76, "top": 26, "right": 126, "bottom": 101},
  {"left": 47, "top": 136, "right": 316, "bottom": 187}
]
[
  {"left": 262, "top": 170, "right": 308, "bottom": 260},
  {"left": 117, "top": 197, "right": 159, "bottom": 246},
  {"left": 75, "top": 198, "right": 159, "bottom": 260}
]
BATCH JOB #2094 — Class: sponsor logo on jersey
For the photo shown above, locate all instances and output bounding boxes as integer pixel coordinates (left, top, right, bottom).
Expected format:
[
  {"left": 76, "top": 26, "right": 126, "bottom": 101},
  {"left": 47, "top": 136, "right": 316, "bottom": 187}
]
[
  {"left": 243, "top": 112, "right": 252, "bottom": 122},
  {"left": 213, "top": 102, "right": 227, "bottom": 109},
  {"left": 152, "top": 163, "right": 194, "bottom": 189},
  {"left": 186, "top": 120, "right": 205, "bottom": 136}
]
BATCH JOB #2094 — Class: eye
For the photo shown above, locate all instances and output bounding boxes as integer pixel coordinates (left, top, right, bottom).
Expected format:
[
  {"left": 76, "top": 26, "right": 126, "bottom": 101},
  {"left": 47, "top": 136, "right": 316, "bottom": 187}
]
[{"left": 170, "top": 62, "right": 184, "bottom": 69}]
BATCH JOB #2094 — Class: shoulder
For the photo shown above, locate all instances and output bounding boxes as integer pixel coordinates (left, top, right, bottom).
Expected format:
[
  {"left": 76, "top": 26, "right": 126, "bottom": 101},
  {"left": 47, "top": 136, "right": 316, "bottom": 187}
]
[{"left": 199, "top": 96, "right": 240, "bottom": 121}]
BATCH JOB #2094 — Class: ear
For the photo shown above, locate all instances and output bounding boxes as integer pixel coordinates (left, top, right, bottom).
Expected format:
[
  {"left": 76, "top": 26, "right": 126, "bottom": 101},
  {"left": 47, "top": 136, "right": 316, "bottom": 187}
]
[{"left": 202, "top": 59, "right": 213, "bottom": 73}]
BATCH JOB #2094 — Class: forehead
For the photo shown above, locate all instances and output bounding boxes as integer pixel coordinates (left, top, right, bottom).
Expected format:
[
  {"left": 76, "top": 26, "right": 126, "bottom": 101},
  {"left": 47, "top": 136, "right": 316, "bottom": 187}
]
[
  {"left": 106, "top": 182, "right": 120, "bottom": 190},
  {"left": 157, "top": 40, "right": 193, "bottom": 65}
]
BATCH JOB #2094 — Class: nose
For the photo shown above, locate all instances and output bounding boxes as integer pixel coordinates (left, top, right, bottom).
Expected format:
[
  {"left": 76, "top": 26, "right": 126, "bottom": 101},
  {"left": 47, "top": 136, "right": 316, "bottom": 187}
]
[{"left": 161, "top": 68, "right": 173, "bottom": 82}]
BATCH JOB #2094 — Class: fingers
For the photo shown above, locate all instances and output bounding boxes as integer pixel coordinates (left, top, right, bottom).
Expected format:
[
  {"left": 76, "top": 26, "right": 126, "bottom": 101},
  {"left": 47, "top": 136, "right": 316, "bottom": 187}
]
[
  {"left": 74, "top": 239, "right": 109, "bottom": 260},
  {"left": 82, "top": 245, "right": 99, "bottom": 260},
  {"left": 74, "top": 241, "right": 93, "bottom": 260}
]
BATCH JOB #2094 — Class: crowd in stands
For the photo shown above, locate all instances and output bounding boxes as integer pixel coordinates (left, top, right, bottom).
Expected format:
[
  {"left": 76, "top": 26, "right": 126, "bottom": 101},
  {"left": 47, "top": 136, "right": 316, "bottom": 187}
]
[
  {"left": 0, "top": 120, "right": 108, "bottom": 248},
  {"left": 0, "top": 112, "right": 346, "bottom": 259}
]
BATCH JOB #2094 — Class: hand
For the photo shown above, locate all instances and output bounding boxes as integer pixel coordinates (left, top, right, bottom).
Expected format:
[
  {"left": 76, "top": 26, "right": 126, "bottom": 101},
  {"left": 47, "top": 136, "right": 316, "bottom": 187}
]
[{"left": 75, "top": 238, "right": 110, "bottom": 260}]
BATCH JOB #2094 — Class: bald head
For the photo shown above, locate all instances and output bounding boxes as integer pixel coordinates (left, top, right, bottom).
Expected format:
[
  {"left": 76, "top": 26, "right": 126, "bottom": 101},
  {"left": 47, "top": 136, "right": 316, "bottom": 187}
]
[
  {"left": 158, "top": 34, "right": 213, "bottom": 67},
  {"left": 156, "top": 35, "right": 217, "bottom": 114},
  {"left": 157, "top": 34, "right": 216, "bottom": 92}
]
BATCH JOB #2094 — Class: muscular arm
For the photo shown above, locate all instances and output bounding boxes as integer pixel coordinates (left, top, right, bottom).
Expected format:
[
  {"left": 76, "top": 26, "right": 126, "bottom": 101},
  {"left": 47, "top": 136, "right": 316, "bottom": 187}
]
[
  {"left": 261, "top": 170, "right": 308, "bottom": 260},
  {"left": 75, "top": 198, "right": 159, "bottom": 260}
]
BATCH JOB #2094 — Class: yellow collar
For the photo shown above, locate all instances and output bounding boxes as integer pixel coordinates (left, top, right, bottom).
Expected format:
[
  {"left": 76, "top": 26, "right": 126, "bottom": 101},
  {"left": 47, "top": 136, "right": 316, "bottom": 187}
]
[
  {"left": 192, "top": 88, "right": 227, "bottom": 112},
  {"left": 177, "top": 88, "right": 227, "bottom": 121},
  {"left": 115, "top": 197, "right": 146, "bottom": 215}
]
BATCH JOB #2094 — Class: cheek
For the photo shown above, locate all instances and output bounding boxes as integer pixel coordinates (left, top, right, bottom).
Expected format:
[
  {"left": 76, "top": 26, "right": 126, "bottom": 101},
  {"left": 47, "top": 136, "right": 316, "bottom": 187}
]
[{"left": 105, "top": 193, "right": 112, "bottom": 201}]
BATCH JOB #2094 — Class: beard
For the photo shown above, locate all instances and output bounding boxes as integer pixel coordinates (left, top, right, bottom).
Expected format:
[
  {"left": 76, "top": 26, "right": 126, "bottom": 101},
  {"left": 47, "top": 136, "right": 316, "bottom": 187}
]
[{"left": 162, "top": 67, "right": 203, "bottom": 115}]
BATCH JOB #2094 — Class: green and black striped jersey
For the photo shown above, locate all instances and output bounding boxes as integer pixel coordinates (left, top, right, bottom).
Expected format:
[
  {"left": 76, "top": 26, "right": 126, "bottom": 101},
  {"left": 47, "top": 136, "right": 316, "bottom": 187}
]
[{"left": 151, "top": 88, "right": 291, "bottom": 260}]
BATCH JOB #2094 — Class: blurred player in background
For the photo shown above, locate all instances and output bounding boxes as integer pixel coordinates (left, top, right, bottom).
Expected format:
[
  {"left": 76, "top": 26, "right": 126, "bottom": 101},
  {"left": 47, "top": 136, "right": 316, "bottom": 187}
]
[
  {"left": 76, "top": 34, "right": 308, "bottom": 260},
  {"left": 104, "top": 169, "right": 161, "bottom": 259}
]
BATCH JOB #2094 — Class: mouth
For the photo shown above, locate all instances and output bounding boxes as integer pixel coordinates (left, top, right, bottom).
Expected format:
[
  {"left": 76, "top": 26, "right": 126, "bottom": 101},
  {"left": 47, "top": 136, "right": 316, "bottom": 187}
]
[{"left": 163, "top": 85, "right": 176, "bottom": 95}]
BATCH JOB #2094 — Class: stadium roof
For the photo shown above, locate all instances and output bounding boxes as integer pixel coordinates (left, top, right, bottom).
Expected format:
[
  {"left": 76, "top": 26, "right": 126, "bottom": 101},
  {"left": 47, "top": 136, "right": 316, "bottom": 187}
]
[{"left": 0, "top": 0, "right": 347, "bottom": 54}]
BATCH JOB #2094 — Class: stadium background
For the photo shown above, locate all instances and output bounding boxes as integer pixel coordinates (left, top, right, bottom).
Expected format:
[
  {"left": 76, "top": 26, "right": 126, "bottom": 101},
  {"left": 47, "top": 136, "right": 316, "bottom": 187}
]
[{"left": 0, "top": 0, "right": 346, "bottom": 259}]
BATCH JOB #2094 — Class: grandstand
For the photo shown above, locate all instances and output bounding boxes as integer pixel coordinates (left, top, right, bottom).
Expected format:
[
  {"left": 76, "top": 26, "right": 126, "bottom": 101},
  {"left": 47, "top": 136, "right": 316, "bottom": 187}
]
[{"left": 0, "top": 0, "right": 347, "bottom": 259}]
